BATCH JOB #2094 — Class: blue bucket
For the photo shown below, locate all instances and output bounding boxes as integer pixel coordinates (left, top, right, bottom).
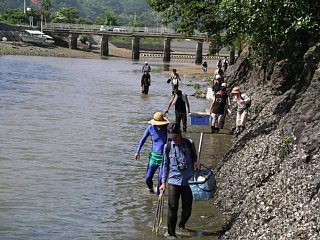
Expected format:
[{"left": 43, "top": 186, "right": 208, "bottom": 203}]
[{"left": 189, "top": 167, "right": 216, "bottom": 201}]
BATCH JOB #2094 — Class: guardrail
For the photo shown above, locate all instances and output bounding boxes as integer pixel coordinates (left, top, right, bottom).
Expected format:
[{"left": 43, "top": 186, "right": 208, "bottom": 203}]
[
  {"left": 42, "top": 23, "right": 208, "bottom": 39},
  {"left": 43, "top": 23, "right": 174, "bottom": 34}
]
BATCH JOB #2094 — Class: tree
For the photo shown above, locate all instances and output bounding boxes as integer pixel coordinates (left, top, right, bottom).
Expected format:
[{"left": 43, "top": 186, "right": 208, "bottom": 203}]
[
  {"left": 95, "top": 7, "right": 118, "bottom": 26},
  {"left": 0, "top": 9, "right": 28, "bottom": 24},
  {"left": 40, "top": 0, "right": 52, "bottom": 23},
  {"left": 51, "top": 7, "right": 79, "bottom": 23},
  {"left": 146, "top": 0, "right": 320, "bottom": 67}
]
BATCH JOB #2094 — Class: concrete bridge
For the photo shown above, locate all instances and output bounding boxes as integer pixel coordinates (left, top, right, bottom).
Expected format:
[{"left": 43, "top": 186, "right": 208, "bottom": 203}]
[{"left": 42, "top": 23, "right": 210, "bottom": 63}]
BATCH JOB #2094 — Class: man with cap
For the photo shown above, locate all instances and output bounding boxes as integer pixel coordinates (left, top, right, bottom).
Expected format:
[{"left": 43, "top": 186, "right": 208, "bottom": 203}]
[
  {"left": 209, "top": 82, "right": 230, "bottom": 133},
  {"left": 231, "top": 86, "right": 251, "bottom": 136},
  {"left": 160, "top": 123, "right": 200, "bottom": 238},
  {"left": 134, "top": 112, "right": 169, "bottom": 194}
]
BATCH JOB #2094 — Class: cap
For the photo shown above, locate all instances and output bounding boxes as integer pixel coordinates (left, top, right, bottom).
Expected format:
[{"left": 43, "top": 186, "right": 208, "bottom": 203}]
[{"left": 167, "top": 122, "right": 181, "bottom": 135}]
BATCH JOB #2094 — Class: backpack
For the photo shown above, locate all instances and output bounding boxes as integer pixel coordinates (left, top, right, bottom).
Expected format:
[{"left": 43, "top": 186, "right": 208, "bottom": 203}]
[
  {"left": 241, "top": 94, "right": 251, "bottom": 109},
  {"left": 165, "top": 138, "right": 196, "bottom": 164}
]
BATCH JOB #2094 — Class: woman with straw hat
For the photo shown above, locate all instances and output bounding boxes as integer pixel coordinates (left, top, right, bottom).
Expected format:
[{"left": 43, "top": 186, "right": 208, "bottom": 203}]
[{"left": 134, "top": 112, "right": 170, "bottom": 194}]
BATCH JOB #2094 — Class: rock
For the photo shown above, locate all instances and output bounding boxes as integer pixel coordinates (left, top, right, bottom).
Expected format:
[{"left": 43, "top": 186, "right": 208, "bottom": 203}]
[{"left": 214, "top": 45, "right": 320, "bottom": 240}]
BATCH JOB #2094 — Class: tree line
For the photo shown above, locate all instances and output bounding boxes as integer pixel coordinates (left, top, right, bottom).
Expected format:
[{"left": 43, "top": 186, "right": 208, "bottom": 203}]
[{"left": 0, "top": 0, "right": 160, "bottom": 27}]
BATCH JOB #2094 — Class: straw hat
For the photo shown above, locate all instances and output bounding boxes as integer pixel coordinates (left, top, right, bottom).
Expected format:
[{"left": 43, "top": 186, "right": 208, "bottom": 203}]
[
  {"left": 231, "top": 86, "right": 241, "bottom": 94},
  {"left": 148, "top": 112, "right": 170, "bottom": 125}
]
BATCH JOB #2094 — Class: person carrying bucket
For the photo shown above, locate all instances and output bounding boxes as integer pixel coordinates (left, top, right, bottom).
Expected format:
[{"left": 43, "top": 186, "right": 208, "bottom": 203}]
[
  {"left": 134, "top": 112, "right": 169, "bottom": 194},
  {"left": 160, "top": 123, "right": 200, "bottom": 238}
]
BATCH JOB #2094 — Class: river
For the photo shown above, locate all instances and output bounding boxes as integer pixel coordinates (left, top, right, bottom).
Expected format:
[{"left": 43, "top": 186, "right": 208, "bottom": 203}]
[{"left": 0, "top": 55, "right": 232, "bottom": 239}]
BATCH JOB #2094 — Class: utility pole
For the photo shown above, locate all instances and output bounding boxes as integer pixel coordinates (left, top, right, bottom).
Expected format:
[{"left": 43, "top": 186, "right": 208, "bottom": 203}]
[{"left": 24, "top": 0, "right": 26, "bottom": 14}]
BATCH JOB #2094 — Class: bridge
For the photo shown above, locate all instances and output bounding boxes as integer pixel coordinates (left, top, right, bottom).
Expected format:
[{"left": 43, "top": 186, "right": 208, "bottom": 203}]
[{"left": 42, "top": 23, "right": 211, "bottom": 63}]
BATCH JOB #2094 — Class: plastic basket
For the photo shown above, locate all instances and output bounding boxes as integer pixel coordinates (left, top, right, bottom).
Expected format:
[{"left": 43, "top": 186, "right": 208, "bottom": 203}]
[
  {"left": 189, "top": 113, "right": 210, "bottom": 125},
  {"left": 189, "top": 167, "right": 216, "bottom": 201}
]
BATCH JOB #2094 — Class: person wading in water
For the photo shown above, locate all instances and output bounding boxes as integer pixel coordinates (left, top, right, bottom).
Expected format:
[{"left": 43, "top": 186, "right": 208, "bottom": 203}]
[
  {"left": 134, "top": 112, "right": 169, "bottom": 194},
  {"left": 169, "top": 69, "right": 182, "bottom": 95},
  {"left": 141, "top": 70, "right": 151, "bottom": 94},
  {"left": 160, "top": 122, "right": 200, "bottom": 238},
  {"left": 165, "top": 90, "right": 190, "bottom": 132}
]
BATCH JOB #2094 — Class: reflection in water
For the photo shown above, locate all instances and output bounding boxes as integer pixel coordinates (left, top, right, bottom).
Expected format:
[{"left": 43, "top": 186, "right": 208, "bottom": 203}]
[{"left": 0, "top": 55, "right": 230, "bottom": 240}]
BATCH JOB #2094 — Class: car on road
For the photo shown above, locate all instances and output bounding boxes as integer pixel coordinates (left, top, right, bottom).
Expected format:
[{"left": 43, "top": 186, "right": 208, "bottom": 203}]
[{"left": 113, "top": 28, "right": 126, "bottom": 33}]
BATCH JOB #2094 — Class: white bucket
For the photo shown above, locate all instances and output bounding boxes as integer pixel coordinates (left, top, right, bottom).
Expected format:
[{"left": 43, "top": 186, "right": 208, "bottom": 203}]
[{"left": 206, "top": 87, "right": 214, "bottom": 100}]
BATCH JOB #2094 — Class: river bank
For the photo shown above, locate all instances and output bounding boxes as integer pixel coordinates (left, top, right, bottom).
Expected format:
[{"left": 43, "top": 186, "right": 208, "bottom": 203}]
[{"left": 0, "top": 41, "right": 219, "bottom": 78}]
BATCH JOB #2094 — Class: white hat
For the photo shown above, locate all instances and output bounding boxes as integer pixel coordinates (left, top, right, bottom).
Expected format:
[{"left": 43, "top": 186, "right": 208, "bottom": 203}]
[{"left": 215, "top": 74, "right": 223, "bottom": 80}]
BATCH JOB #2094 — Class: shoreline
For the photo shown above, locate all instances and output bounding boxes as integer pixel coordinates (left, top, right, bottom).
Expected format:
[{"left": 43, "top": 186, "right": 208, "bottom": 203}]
[{"left": 0, "top": 41, "right": 218, "bottom": 77}]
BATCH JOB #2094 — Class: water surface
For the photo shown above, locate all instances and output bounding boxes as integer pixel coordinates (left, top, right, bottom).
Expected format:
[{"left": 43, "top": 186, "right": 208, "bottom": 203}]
[{"left": 0, "top": 55, "right": 231, "bottom": 239}]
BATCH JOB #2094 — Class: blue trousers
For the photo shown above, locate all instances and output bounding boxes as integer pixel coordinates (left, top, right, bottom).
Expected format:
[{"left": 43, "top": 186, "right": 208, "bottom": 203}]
[{"left": 146, "top": 163, "right": 162, "bottom": 195}]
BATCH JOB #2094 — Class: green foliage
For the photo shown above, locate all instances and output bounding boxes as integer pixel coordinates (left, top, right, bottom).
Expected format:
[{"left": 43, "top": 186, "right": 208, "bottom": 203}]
[
  {"left": 97, "top": 7, "right": 118, "bottom": 26},
  {"left": 51, "top": 7, "right": 79, "bottom": 23},
  {"left": 147, "top": 0, "right": 320, "bottom": 67},
  {"left": 280, "top": 135, "right": 293, "bottom": 160},
  {"left": 0, "top": 9, "right": 28, "bottom": 24},
  {"left": 0, "top": 0, "right": 161, "bottom": 27},
  {"left": 128, "top": 21, "right": 144, "bottom": 27},
  {"left": 186, "top": 83, "right": 200, "bottom": 89}
]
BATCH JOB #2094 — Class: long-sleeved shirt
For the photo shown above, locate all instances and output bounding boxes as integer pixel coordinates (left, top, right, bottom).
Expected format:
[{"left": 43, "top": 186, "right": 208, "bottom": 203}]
[
  {"left": 135, "top": 125, "right": 167, "bottom": 154},
  {"left": 233, "top": 93, "right": 251, "bottom": 111},
  {"left": 162, "top": 138, "right": 197, "bottom": 186}
]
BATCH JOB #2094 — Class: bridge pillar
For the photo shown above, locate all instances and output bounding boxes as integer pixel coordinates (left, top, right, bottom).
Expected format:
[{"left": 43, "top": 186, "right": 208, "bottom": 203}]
[
  {"left": 100, "top": 35, "right": 109, "bottom": 56},
  {"left": 68, "top": 34, "right": 78, "bottom": 49},
  {"left": 132, "top": 36, "right": 140, "bottom": 60},
  {"left": 163, "top": 38, "right": 171, "bottom": 63},
  {"left": 195, "top": 41, "right": 203, "bottom": 64}
]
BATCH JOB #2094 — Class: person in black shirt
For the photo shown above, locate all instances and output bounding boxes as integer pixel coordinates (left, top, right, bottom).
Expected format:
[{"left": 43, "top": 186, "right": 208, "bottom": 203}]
[
  {"left": 141, "top": 71, "right": 151, "bottom": 94},
  {"left": 165, "top": 90, "right": 190, "bottom": 132},
  {"left": 209, "top": 83, "right": 230, "bottom": 133}
]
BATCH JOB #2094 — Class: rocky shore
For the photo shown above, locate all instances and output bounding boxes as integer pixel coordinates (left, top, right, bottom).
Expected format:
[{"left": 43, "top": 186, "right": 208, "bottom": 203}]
[{"left": 215, "top": 45, "right": 320, "bottom": 239}]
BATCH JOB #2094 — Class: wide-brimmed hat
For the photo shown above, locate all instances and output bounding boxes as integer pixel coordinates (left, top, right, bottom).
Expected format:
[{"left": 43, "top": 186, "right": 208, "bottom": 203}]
[
  {"left": 231, "top": 86, "right": 241, "bottom": 94},
  {"left": 148, "top": 112, "right": 170, "bottom": 125}
]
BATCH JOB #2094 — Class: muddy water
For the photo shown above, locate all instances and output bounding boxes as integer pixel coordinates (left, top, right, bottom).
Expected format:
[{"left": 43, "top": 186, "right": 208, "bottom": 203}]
[{"left": 0, "top": 55, "right": 232, "bottom": 239}]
